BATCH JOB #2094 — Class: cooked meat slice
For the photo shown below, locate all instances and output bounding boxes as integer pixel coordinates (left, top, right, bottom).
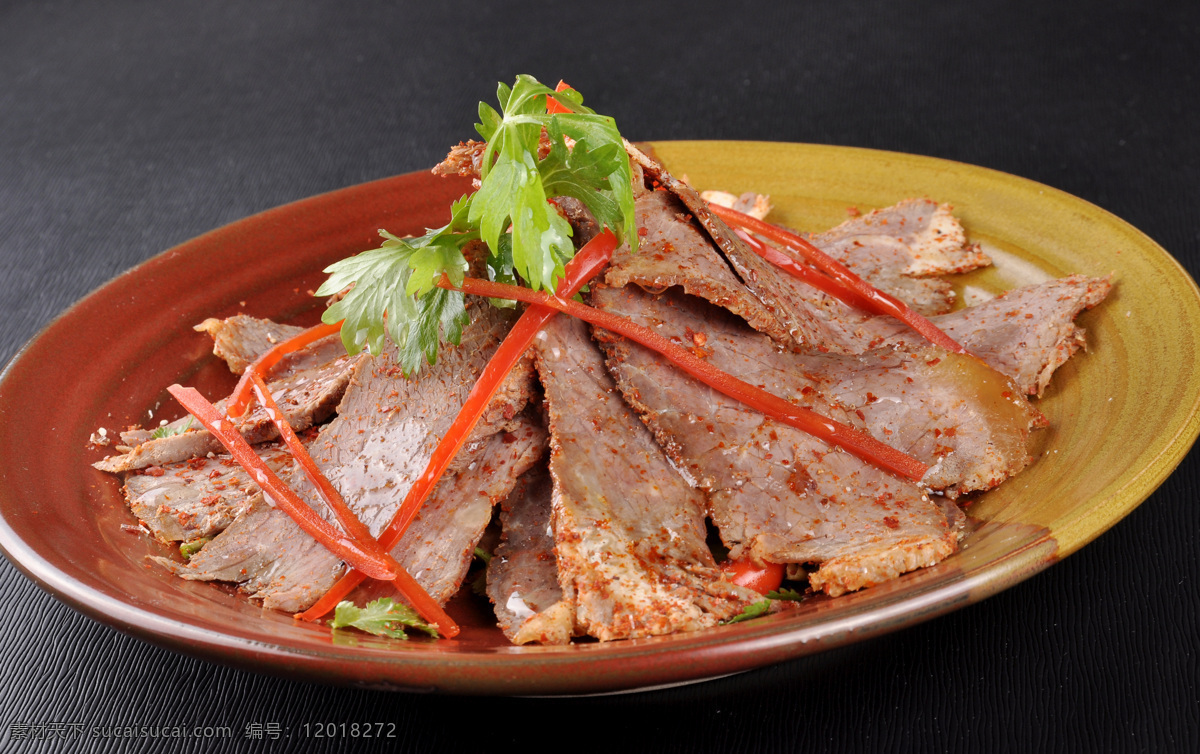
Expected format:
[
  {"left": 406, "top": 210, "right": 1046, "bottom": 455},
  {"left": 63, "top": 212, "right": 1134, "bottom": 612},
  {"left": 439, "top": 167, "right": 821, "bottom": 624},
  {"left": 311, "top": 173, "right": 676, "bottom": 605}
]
[
  {"left": 807, "top": 498, "right": 966, "bottom": 596},
  {"left": 124, "top": 440, "right": 299, "bottom": 544},
  {"left": 552, "top": 195, "right": 601, "bottom": 249},
  {"left": 878, "top": 274, "right": 1113, "bottom": 396},
  {"left": 535, "top": 316, "right": 758, "bottom": 641},
  {"left": 94, "top": 351, "right": 361, "bottom": 473},
  {"left": 812, "top": 199, "right": 989, "bottom": 277},
  {"left": 432, "top": 139, "right": 487, "bottom": 181},
  {"left": 593, "top": 285, "right": 1041, "bottom": 495},
  {"left": 700, "top": 190, "right": 772, "bottom": 220},
  {"left": 118, "top": 321, "right": 349, "bottom": 448},
  {"left": 592, "top": 287, "right": 964, "bottom": 596},
  {"left": 387, "top": 417, "right": 547, "bottom": 605},
  {"left": 158, "top": 305, "right": 540, "bottom": 611},
  {"left": 161, "top": 414, "right": 545, "bottom": 612},
  {"left": 486, "top": 463, "right": 574, "bottom": 645},
  {"left": 624, "top": 141, "right": 960, "bottom": 348},
  {"left": 193, "top": 315, "right": 306, "bottom": 374},
  {"left": 605, "top": 189, "right": 790, "bottom": 344}
]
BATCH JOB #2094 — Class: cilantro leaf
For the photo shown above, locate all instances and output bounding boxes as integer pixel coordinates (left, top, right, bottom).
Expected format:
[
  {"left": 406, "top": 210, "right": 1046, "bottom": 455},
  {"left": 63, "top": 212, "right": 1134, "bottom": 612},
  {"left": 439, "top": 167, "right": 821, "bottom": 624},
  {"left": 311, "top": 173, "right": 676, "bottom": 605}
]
[
  {"left": 469, "top": 546, "right": 492, "bottom": 598},
  {"left": 328, "top": 598, "right": 439, "bottom": 640},
  {"left": 152, "top": 416, "right": 194, "bottom": 439},
  {"left": 315, "top": 75, "right": 637, "bottom": 373},
  {"left": 317, "top": 205, "right": 475, "bottom": 374},
  {"left": 766, "top": 587, "right": 804, "bottom": 602},
  {"left": 472, "top": 74, "right": 636, "bottom": 292},
  {"left": 723, "top": 599, "right": 771, "bottom": 624},
  {"left": 179, "top": 536, "right": 211, "bottom": 560}
]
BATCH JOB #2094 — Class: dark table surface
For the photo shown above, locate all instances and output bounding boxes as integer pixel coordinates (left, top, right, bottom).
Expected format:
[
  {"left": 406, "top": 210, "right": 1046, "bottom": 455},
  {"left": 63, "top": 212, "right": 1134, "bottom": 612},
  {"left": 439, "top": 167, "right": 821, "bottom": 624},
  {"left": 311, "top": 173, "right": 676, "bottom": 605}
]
[{"left": 2, "top": 1, "right": 1197, "bottom": 751}]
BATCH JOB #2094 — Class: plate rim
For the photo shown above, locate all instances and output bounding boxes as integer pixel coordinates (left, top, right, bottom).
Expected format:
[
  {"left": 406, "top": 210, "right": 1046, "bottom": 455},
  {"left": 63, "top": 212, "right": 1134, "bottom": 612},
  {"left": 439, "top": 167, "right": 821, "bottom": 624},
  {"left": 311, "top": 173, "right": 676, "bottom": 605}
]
[{"left": 2, "top": 140, "right": 1197, "bottom": 695}]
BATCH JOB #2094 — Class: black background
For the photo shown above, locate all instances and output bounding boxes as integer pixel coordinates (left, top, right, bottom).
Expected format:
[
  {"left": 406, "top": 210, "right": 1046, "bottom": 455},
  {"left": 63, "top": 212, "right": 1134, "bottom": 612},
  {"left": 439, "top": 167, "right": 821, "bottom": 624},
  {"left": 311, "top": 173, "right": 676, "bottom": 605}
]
[{"left": 2, "top": 1, "right": 1198, "bottom": 752}]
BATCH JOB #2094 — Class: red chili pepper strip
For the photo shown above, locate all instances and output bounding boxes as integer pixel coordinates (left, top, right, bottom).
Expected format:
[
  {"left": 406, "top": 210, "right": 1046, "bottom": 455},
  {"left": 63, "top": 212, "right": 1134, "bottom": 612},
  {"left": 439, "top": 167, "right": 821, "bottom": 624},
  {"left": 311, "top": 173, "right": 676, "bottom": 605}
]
[
  {"left": 165, "top": 384, "right": 399, "bottom": 582},
  {"left": 249, "top": 374, "right": 383, "bottom": 550},
  {"left": 249, "top": 377, "right": 459, "bottom": 636},
  {"left": 439, "top": 276, "right": 930, "bottom": 482},
  {"left": 708, "top": 203, "right": 967, "bottom": 354},
  {"left": 721, "top": 559, "right": 786, "bottom": 596},
  {"left": 226, "top": 321, "right": 345, "bottom": 418},
  {"left": 295, "top": 230, "right": 620, "bottom": 623},
  {"left": 732, "top": 229, "right": 877, "bottom": 312},
  {"left": 546, "top": 80, "right": 573, "bottom": 114}
]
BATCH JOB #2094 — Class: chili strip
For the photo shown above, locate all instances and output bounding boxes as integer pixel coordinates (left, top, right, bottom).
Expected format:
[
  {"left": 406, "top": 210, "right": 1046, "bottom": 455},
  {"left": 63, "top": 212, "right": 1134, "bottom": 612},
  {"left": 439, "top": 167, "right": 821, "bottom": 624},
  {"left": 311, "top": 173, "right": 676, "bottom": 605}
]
[
  {"left": 708, "top": 203, "right": 967, "bottom": 354},
  {"left": 732, "top": 229, "right": 877, "bottom": 312},
  {"left": 165, "top": 385, "right": 398, "bottom": 582},
  {"left": 226, "top": 321, "right": 345, "bottom": 418},
  {"left": 296, "top": 230, "right": 619, "bottom": 622},
  {"left": 249, "top": 375, "right": 387, "bottom": 556},
  {"left": 545, "top": 80, "right": 573, "bottom": 114},
  {"left": 440, "top": 276, "right": 930, "bottom": 482}
]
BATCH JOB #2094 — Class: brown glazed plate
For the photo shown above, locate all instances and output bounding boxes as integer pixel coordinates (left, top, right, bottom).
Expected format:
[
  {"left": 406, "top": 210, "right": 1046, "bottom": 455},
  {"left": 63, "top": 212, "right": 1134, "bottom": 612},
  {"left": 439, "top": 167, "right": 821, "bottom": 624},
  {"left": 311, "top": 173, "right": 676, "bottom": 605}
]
[{"left": 1, "top": 141, "right": 1198, "bottom": 695}]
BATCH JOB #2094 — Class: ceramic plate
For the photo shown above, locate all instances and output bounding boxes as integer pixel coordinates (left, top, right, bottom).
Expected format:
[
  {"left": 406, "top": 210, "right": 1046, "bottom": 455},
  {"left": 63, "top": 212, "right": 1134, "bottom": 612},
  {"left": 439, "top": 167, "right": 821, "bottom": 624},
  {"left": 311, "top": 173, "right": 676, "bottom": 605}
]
[{"left": 1, "top": 142, "right": 1197, "bottom": 695}]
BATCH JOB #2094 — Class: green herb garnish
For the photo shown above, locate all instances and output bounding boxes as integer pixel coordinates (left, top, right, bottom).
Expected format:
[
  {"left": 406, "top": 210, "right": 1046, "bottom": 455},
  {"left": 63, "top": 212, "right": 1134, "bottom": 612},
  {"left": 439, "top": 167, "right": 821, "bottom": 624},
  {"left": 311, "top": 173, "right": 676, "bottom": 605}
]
[
  {"left": 469, "top": 546, "right": 493, "bottom": 598},
  {"left": 152, "top": 416, "right": 194, "bottom": 439},
  {"left": 723, "top": 599, "right": 771, "bottom": 624},
  {"left": 766, "top": 587, "right": 804, "bottom": 602},
  {"left": 723, "top": 587, "right": 806, "bottom": 624},
  {"left": 316, "top": 75, "right": 636, "bottom": 375},
  {"left": 179, "top": 536, "right": 211, "bottom": 560},
  {"left": 328, "top": 597, "right": 439, "bottom": 640}
]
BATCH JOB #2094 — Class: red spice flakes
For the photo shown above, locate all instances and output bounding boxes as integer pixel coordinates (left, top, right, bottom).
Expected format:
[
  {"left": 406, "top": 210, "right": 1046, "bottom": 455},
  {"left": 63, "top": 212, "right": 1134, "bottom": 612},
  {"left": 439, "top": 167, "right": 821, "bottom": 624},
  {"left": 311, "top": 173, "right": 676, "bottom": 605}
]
[
  {"left": 186, "top": 457, "right": 207, "bottom": 470},
  {"left": 865, "top": 392, "right": 878, "bottom": 403},
  {"left": 637, "top": 226, "right": 648, "bottom": 237},
  {"left": 882, "top": 516, "right": 900, "bottom": 529},
  {"left": 143, "top": 466, "right": 166, "bottom": 477},
  {"left": 207, "top": 469, "right": 222, "bottom": 479}
]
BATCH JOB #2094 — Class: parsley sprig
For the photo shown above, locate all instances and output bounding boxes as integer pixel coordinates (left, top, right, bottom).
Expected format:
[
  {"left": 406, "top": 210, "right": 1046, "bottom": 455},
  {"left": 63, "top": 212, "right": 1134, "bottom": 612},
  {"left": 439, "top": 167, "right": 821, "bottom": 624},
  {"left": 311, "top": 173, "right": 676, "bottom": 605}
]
[
  {"left": 328, "top": 598, "right": 439, "bottom": 640},
  {"left": 317, "top": 75, "right": 636, "bottom": 375}
]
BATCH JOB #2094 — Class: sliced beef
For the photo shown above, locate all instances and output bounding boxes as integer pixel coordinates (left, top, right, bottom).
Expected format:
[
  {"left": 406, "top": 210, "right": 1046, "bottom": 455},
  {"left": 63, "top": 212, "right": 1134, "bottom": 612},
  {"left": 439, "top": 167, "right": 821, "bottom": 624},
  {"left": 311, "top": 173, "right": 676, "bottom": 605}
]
[
  {"left": 159, "top": 305, "right": 540, "bottom": 611},
  {"left": 812, "top": 199, "right": 988, "bottom": 277},
  {"left": 486, "top": 463, "right": 574, "bottom": 645},
  {"left": 193, "top": 315, "right": 306, "bottom": 374},
  {"left": 124, "top": 440, "right": 299, "bottom": 544},
  {"left": 163, "top": 413, "right": 545, "bottom": 611},
  {"left": 606, "top": 189, "right": 792, "bottom": 345},
  {"left": 432, "top": 139, "right": 487, "bottom": 182},
  {"left": 592, "top": 286, "right": 965, "bottom": 597},
  {"left": 700, "top": 190, "right": 772, "bottom": 220},
  {"left": 118, "top": 320, "right": 350, "bottom": 448},
  {"left": 381, "top": 417, "right": 548, "bottom": 606},
  {"left": 94, "top": 349, "right": 360, "bottom": 473},
  {"left": 625, "top": 144, "right": 987, "bottom": 347},
  {"left": 534, "top": 315, "right": 758, "bottom": 641},
  {"left": 593, "top": 285, "right": 1041, "bottom": 495},
  {"left": 876, "top": 274, "right": 1113, "bottom": 396}
]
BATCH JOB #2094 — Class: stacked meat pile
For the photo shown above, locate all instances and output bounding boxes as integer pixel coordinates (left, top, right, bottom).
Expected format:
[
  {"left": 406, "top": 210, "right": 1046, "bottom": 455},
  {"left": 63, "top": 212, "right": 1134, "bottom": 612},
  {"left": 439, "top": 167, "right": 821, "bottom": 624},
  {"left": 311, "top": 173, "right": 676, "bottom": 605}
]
[{"left": 96, "top": 146, "right": 1111, "bottom": 644}]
